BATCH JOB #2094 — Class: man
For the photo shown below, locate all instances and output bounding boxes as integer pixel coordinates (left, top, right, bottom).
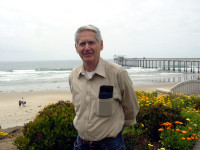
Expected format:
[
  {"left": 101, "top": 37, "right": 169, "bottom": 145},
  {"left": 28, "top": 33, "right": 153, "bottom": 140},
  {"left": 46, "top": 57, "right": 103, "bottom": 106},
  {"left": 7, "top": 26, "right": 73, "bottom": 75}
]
[{"left": 69, "top": 25, "right": 139, "bottom": 150}]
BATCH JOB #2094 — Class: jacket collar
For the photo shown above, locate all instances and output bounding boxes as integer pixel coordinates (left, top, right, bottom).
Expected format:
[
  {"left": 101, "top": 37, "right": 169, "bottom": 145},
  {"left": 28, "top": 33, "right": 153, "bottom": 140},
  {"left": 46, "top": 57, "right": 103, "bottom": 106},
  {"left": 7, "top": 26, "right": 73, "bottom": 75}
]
[{"left": 78, "top": 58, "right": 106, "bottom": 78}]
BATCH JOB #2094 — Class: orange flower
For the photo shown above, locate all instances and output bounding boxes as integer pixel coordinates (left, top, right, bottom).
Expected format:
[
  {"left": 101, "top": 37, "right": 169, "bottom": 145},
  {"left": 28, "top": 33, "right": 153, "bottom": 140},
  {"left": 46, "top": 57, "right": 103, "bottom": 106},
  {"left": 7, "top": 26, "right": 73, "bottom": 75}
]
[
  {"left": 175, "top": 121, "right": 180, "bottom": 124},
  {"left": 187, "top": 137, "right": 192, "bottom": 140},
  {"left": 175, "top": 121, "right": 183, "bottom": 125},
  {"left": 163, "top": 122, "right": 172, "bottom": 126},
  {"left": 160, "top": 136, "right": 163, "bottom": 139},
  {"left": 176, "top": 129, "right": 180, "bottom": 131},
  {"left": 182, "top": 131, "right": 187, "bottom": 134},
  {"left": 167, "top": 127, "right": 170, "bottom": 130},
  {"left": 182, "top": 137, "right": 185, "bottom": 140},
  {"left": 188, "top": 127, "right": 192, "bottom": 131},
  {"left": 158, "top": 128, "right": 164, "bottom": 132}
]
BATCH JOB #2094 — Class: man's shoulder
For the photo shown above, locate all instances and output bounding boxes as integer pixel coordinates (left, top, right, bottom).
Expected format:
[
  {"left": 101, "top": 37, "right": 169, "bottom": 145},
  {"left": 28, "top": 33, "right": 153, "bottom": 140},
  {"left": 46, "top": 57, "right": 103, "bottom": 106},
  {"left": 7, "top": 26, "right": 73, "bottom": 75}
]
[
  {"left": 69, "top": 65, "right": 82, "bottom": 80},
  {"left": 70, "top": 65, "right": 82, "bottom": 74},
  {"left": 103, "top": 59, "right": 124, "bottom": 72}
]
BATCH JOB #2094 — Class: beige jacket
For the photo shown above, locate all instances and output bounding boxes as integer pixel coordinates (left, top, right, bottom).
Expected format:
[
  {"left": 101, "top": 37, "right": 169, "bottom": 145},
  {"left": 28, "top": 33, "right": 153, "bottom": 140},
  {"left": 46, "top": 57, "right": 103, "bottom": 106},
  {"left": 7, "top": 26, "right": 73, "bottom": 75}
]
[{"left": 69, "top": 58, "right": 139, "bottom": 141}]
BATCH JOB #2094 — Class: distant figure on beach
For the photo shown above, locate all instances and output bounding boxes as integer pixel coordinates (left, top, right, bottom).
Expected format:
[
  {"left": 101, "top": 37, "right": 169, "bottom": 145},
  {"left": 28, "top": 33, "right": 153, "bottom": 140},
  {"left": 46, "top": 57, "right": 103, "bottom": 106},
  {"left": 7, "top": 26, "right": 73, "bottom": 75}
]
[
  {"left": 19, "top": 99, "right": 22, "bottom": 106},
  {"left": 69, "top": 25, "right": 140, "bottom": 150},
  {"left": 19, "top": 97, "right": 26, "bottom": 107}
]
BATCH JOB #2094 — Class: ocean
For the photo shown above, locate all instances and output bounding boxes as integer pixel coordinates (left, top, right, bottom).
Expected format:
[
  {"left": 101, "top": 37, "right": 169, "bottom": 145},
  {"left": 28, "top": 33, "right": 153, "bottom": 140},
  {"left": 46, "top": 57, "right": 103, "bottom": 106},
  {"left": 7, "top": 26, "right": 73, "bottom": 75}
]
[{"left": 0, "top": 59, "right": 198, "bottom": 93}]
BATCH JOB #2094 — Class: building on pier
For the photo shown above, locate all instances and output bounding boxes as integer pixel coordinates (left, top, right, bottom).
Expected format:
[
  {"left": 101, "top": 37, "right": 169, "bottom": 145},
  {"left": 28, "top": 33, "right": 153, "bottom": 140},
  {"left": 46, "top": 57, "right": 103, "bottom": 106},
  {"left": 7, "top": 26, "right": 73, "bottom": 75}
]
[{"left": 114, "top": 56, "right": 200, "bottom": 73}]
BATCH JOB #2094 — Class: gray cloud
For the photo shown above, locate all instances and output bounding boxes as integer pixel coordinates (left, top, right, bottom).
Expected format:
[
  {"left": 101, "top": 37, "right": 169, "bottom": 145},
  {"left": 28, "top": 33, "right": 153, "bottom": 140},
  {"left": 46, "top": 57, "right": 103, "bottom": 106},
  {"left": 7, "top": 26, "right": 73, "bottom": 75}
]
[{"left": 0, "top": 0, "right": 200, "bottom": 61}]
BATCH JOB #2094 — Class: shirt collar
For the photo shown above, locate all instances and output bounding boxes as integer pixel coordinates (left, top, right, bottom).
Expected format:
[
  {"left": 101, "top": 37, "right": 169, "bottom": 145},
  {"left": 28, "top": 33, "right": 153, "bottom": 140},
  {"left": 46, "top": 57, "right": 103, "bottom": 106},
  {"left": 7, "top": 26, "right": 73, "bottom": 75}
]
[{"left": 78, "top": 58, "right": 106, "bottom": 78}]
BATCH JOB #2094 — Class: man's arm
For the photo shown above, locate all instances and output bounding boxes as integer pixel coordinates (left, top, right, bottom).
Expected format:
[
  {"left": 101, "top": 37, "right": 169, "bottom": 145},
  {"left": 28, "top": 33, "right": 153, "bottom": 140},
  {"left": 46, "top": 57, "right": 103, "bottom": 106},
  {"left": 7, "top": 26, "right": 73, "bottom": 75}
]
[{"left": 117, "top": 69, "right": 140, "bottom": 127}]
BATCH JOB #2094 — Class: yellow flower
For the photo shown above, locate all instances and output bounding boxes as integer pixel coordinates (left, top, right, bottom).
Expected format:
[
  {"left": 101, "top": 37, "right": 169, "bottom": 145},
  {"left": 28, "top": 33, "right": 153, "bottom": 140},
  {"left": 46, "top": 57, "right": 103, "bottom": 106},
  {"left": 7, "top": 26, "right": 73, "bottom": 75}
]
[
  {"left": 186, "top": 118, "right": 190, "bottom": 121},
  {"left": 148, "top": 144, "right": 153, "bottom": 147}
]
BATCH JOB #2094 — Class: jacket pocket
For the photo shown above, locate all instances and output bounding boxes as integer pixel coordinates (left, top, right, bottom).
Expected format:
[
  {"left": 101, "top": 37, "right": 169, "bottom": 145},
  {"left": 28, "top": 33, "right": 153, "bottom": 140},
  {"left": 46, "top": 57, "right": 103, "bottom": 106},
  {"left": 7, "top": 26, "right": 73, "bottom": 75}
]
[{"left": 97, "top": 98, "right": 114, "bottom": 117}]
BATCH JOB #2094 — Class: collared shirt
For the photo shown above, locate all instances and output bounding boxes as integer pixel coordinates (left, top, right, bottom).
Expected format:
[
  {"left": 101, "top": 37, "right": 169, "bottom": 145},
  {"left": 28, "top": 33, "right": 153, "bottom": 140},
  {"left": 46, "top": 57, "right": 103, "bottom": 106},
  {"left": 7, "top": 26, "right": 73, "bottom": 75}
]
[{"left": 69, "top": 58, "right": 139, "bottom": 141}]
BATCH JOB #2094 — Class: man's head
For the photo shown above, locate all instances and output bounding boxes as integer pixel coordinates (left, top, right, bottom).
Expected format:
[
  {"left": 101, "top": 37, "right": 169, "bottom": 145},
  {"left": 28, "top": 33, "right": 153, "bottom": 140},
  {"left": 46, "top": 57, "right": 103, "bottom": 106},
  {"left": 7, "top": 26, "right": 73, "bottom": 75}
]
[
  {"left": 75, "top": 25, "right": 102, "bottom": 46},
  {"left": 75, "top": 25, "right": 103, "bottom": 67}
]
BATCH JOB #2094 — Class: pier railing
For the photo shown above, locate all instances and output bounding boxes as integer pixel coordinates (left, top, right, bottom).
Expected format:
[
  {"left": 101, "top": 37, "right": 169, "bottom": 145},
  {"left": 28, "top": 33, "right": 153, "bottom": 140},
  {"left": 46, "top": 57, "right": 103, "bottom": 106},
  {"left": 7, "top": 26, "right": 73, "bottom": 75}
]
[{"left": 114, "top": 56, "right": 200, "bottom": 73}]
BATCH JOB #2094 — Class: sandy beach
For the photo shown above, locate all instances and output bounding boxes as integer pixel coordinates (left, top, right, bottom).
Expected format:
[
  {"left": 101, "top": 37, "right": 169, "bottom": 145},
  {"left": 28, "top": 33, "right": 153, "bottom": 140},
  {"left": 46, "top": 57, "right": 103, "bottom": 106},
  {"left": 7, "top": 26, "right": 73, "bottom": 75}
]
[
  {"left": 0, "top": 91, "right": 72, "bottom": 129},
  {"left": 0, "top": 82, "right": 178, "bottom": 130}
]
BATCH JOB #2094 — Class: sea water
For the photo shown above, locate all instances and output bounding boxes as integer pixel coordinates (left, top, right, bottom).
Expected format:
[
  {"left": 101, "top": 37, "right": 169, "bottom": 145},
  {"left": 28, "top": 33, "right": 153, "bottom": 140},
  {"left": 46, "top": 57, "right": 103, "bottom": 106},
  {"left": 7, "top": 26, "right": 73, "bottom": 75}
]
[{"left": 0, "top": 59, "right": 198, "bottom": 93}]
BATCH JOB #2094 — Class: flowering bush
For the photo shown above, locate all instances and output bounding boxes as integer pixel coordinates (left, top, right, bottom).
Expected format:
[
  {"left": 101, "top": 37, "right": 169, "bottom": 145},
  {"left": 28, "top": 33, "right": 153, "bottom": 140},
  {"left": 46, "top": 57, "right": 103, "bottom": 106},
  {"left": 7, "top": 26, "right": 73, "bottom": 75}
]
[
  {"left": 124, "top": 90, "right": 200, "bottom": 150},
  {"left": 14, "top": 101, "right": 77, "bottom": 150},
  {"left": 159, "top": 121, "right": 199, "bottom": 150}
]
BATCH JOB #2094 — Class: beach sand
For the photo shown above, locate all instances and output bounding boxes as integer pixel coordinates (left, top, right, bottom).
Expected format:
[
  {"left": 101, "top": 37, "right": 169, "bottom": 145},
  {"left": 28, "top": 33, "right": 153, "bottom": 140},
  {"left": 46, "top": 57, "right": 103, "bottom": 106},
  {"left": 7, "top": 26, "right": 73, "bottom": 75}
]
[
  {"left": 0, "top": 91, "right": 72, "bottom": 129},
  {"left": 0, "top": 82, "right": 177, "bottom": 150}
]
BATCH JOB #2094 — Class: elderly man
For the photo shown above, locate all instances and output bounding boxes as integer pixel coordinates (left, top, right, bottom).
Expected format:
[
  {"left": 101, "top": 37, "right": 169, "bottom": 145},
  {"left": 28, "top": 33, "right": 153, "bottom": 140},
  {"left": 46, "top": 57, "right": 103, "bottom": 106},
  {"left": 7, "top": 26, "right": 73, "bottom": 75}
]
[{"left": 69, "top": 25, "right": 139, "bottom": 150}]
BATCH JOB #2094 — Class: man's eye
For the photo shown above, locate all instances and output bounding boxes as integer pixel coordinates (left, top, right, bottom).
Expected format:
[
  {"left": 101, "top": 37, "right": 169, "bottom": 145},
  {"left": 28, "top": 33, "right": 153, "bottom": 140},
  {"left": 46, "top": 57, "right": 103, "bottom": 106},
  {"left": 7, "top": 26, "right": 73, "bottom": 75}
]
[
  {"left": 79, "top": 42, "right": 85, "bottom": 46},
  {"left": 89, "top": 41, "right": 95, "bottom": 45}
]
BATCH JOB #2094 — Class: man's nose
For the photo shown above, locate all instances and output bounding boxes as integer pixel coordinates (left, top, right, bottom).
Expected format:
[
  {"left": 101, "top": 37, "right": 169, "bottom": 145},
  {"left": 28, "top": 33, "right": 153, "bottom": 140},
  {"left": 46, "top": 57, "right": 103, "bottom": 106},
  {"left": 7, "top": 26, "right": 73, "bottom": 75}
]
[{"left": 85, "top": 43, "right": 90, "bottom": 50}]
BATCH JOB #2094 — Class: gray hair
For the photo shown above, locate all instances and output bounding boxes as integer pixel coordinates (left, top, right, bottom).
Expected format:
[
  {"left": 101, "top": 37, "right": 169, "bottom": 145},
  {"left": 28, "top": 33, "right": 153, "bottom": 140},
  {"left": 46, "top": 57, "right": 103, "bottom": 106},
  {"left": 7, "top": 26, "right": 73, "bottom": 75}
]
[{"left": 75, "top": 25, "right": 102, "bottom": 46}]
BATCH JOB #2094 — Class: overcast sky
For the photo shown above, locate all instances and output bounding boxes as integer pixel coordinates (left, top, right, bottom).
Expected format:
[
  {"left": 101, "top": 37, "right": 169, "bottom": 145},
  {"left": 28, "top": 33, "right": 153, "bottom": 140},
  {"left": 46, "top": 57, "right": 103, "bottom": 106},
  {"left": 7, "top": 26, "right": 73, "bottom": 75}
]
[{"left": 0, "top": 0, "right": 200, "bottom": 61}]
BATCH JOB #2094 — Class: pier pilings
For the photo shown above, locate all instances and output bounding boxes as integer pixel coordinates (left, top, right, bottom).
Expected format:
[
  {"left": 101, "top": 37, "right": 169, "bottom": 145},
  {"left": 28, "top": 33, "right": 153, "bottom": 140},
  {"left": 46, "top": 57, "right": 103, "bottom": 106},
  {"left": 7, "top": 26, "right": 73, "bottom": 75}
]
[{"left": 114, "top": 56, "right": 200, "bottom": 73}]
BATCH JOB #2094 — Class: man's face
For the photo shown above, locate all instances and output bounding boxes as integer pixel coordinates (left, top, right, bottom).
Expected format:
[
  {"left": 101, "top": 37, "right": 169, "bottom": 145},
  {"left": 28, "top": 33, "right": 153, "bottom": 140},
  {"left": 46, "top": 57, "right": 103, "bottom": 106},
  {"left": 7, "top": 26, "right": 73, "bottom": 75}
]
[{"left": 75, "top": 30, "right": 103, "bottom": 64}]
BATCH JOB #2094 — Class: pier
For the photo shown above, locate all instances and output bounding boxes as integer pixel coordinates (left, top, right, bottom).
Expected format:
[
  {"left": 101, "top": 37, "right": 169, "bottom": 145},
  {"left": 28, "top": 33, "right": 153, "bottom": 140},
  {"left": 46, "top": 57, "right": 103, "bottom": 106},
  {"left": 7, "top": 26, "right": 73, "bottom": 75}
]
[{"left": 114, "top": 56, "right": 200, "bottom": 73}]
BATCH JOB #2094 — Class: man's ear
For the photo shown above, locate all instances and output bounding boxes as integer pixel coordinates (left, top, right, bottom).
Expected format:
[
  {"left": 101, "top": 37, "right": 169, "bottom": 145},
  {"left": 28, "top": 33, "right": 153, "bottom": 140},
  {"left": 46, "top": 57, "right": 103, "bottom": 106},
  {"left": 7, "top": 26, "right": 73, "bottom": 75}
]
[
  {"left": 100, "top": 40, "right": 103, "bottom": 51},
  {"left": 75, "top": 44, "right": 78, "bottom": 53}
]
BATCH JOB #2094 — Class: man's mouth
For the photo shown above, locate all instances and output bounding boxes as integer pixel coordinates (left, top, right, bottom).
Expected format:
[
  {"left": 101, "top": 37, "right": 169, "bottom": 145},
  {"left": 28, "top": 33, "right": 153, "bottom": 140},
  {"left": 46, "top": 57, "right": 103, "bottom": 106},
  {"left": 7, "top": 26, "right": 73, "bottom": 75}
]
[{"left": 83, "top": 52, "right": 93, "bottom": 57}]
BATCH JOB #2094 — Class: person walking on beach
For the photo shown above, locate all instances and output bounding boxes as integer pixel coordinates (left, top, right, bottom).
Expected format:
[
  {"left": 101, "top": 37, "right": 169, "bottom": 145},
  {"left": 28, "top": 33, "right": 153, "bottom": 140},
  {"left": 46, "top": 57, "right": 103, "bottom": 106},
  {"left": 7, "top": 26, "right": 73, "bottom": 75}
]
[
  {"left": 19, "top": 97, "right": 26, "bottom": 107},
  {"left": 69, "top": 25, "right": 139, "bottom": 150}
]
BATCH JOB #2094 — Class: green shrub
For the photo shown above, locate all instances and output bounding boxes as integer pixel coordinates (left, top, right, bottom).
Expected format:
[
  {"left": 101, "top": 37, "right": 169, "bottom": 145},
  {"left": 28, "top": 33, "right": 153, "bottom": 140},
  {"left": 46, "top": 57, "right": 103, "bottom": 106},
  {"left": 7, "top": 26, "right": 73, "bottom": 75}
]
[
  {"left": 123, "top": 125, "right": 152, "bottom": 150},
  {"left": 136, "top": 103, "right": 187, "bottom": 142},
  {"left": 14, "top": 101, "right": 77, "bottom": 150}
]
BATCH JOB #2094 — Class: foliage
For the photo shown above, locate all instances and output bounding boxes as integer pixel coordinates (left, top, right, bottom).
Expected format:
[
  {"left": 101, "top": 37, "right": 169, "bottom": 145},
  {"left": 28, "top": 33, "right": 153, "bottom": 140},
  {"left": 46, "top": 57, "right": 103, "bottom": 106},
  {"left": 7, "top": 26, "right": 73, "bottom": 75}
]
[
  {"left": 123, "top": 124, "right": 152, "bottom": 150},
  {"left": 136, "top": 103, "right": 186, "bottom": 142},
  {"left": 14, "top": 101, "right": 77, "bottom": 150},
  {"left": 124, "top": 90, "right": 200, "bottom": 150},
  {"left": 159, "top": 121, "right": 199, "bottom": 150}
]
